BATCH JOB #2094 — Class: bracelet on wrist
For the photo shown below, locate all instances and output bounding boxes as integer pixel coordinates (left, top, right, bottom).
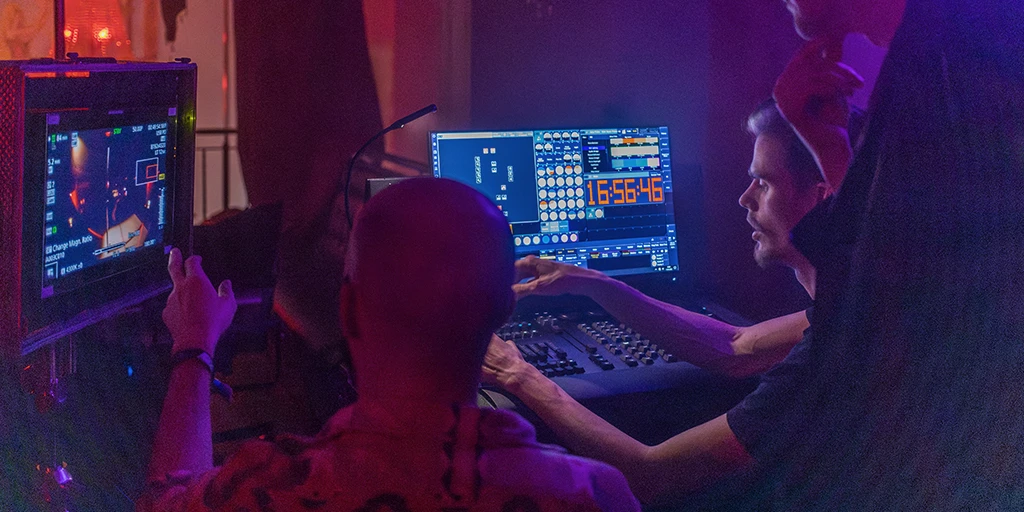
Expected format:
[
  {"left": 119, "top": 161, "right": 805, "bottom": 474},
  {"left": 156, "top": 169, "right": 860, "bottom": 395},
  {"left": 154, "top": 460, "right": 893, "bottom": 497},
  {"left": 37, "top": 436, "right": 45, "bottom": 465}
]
[
  {"left": 170, "top": 349, "right": 233, "bottom": 401},
  {"left": 170, "top": 349, "right": 214, "bottom": 373}
]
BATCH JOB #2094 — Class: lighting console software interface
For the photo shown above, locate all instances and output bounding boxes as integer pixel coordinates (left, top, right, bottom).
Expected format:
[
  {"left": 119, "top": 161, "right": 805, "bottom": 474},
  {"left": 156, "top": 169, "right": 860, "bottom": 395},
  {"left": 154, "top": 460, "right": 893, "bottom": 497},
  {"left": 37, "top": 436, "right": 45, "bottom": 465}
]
[{"left": 431, "top": 127, "right": 679, "bottom": 276}]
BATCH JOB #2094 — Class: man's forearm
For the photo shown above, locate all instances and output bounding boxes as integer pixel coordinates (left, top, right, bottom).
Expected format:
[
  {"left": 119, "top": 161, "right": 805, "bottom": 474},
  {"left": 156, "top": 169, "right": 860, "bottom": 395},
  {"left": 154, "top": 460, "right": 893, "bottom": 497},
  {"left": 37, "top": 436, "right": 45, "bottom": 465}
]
[
  {"left": 148, "top": 361, "right": 214, "bottom": 482},
  {"left": 581, "top": 276, "right": 742, "bottom": 373},
  {"left": 505, "top": 367, "right": 655, "bottom": 496},
  {"left": 506, "top": 366, "right": 751, "bottom": 504}
]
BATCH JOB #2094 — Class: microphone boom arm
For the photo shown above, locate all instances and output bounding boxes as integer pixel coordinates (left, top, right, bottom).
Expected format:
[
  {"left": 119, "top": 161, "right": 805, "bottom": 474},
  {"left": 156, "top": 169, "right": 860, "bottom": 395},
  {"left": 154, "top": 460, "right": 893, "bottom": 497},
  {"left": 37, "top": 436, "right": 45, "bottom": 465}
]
[{"left": 343, "top": 104, "right": 437, "bottom": 230}]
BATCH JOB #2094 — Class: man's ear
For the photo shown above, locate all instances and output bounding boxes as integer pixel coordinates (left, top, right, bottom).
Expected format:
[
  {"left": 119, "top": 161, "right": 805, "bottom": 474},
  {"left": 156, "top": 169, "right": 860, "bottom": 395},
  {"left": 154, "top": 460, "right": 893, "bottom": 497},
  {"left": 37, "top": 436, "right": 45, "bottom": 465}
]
[{"left": 340, "top": 278, "right": 359, "bottom": 342}]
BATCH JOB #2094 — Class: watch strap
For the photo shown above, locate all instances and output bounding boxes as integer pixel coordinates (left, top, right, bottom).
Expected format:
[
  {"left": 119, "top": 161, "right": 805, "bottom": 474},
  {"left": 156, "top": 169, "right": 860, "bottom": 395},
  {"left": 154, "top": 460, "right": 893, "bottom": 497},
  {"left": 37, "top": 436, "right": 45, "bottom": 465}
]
[
  {"left": 170, "top": 349, "right": 214, "bottom": 375},
  {"left": 169, "top": 349, "right": 233, "bottom": 401}
]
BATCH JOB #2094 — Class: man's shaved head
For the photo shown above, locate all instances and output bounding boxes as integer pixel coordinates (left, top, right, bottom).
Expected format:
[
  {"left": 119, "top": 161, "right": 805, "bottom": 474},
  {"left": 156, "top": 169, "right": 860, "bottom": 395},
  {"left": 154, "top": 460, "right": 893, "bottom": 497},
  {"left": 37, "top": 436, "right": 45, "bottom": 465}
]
[{"left": 343, "top": 178, "right": 515, "bottom": 381}]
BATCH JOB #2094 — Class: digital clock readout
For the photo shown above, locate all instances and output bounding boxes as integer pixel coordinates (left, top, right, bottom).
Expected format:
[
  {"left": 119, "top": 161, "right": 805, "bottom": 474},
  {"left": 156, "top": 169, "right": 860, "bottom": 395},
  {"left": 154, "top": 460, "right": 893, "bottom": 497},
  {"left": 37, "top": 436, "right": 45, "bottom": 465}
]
[{"left": 586, "top": 176, "right": 664, "bottom": 206}]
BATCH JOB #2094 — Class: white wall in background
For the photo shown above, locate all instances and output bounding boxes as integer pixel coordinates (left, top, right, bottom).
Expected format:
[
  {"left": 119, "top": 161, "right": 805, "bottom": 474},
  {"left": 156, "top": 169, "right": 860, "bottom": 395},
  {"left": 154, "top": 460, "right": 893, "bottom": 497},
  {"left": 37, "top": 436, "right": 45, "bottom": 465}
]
[{"left": 152, "top": 1, "right": 245, "bottom": 220}]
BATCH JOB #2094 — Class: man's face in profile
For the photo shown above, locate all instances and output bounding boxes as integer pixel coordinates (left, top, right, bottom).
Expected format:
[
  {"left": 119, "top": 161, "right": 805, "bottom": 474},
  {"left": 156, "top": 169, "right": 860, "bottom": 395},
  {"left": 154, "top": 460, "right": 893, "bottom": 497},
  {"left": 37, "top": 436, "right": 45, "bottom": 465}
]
[{"left": 739, "top": 135, "right": 823, "bottom": 268}]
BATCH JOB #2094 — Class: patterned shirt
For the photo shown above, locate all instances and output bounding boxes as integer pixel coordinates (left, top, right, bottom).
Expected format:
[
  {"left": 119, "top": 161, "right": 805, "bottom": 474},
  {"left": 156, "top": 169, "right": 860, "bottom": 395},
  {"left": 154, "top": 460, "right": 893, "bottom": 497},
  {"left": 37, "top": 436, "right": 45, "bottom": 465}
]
[{"left": 140, "top": 399, "right": 639, "bottom": 511}]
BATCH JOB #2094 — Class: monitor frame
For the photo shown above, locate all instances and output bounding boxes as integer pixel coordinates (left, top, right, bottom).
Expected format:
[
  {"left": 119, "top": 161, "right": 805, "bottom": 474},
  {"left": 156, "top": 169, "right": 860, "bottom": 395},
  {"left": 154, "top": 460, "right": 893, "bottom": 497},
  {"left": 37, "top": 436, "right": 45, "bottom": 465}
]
[
  {"left": 429, "top": 125, "right": 706, "bottom": 300},
  {"left": 0, "top": 60, "right": 196, "bottom": 359}
]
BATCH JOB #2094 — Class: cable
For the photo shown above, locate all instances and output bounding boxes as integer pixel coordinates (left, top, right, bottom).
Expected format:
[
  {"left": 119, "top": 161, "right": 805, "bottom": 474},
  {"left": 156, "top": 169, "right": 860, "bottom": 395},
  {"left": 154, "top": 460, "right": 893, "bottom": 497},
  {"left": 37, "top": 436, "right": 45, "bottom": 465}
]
[{"left": 343, "top": 104, "right": 437, "bottom": 230}]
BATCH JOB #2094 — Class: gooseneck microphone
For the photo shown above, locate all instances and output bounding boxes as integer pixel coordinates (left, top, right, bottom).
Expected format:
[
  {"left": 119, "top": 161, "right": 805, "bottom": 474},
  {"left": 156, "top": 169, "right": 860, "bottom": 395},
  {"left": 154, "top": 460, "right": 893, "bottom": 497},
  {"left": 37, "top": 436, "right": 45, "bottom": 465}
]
[
  {"left": 344, "top": 104, "right": 438, "bottom": 229},
  {"left": 386, "top": 104, "right": 438, "bottom": 131}
]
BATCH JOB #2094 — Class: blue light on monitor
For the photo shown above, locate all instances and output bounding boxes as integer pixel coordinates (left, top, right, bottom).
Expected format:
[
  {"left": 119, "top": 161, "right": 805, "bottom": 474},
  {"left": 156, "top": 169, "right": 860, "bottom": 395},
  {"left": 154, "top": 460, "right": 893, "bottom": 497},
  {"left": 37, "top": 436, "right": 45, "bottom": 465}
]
[{"left": 430, "top": 127, "right": 679, "bottom": 277}]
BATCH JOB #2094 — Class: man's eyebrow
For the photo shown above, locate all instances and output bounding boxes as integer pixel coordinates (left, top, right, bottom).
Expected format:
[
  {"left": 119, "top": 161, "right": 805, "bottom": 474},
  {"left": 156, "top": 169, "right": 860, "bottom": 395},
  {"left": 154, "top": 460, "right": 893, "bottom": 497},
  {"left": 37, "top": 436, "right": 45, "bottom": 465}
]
[{"left": 748, "top": 168, "right": 761, "bottom": 179}]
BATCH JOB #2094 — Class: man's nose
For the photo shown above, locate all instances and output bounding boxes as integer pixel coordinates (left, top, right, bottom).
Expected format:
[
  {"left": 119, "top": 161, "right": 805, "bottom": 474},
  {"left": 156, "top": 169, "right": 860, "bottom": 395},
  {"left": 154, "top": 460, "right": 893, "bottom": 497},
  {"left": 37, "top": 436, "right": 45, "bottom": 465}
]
[{"left": 739, "top": 181, "right": 757, "bottom": 210}]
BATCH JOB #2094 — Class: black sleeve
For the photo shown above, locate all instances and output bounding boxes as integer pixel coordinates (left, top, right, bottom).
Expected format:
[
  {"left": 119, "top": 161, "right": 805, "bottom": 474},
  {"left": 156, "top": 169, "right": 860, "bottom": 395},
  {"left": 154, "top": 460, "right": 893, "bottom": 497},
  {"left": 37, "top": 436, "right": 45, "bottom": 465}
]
[{"left": 726, "top": 317, "right": 815, "bottom": 462}]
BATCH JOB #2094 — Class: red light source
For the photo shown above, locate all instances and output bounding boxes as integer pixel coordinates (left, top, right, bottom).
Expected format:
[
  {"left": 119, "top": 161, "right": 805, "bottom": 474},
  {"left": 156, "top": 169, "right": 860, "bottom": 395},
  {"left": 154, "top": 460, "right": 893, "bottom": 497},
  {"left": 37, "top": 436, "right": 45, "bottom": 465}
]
[{"left": 96, "top": 27, "right": 111, "bottom": 40}]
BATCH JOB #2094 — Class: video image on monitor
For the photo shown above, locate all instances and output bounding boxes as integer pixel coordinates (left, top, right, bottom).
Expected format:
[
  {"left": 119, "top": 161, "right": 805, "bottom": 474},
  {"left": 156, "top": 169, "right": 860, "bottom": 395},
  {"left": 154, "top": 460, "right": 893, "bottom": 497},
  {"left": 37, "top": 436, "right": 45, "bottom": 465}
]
[{"left": 41, "top": 118, "right": 173, "bottom": 298}]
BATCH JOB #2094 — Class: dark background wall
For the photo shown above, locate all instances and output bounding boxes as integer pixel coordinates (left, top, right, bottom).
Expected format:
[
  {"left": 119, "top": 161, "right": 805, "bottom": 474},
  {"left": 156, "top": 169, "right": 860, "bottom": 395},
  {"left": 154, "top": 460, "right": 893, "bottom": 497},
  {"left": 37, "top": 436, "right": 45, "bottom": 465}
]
[
  {"left": 470, "top": 1, "right": 809, "bottom": 321},
  {"left": 704, "top": 2, "right": 809, "bottom": 319}
]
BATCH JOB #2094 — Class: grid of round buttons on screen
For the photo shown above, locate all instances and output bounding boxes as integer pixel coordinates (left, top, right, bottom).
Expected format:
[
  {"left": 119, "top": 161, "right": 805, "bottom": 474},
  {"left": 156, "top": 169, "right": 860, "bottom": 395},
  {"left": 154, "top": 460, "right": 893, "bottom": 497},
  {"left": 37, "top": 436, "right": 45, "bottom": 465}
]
[{"left": 536, "top": 165, "right": 585, "bottom": 221}]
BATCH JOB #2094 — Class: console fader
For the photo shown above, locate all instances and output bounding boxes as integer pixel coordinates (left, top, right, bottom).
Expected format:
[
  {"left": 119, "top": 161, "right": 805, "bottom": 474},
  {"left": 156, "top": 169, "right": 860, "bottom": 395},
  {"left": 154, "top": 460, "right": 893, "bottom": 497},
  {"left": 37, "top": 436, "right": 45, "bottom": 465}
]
[{"left": 496, "top": 310, "right": 681, "bottom": 378}]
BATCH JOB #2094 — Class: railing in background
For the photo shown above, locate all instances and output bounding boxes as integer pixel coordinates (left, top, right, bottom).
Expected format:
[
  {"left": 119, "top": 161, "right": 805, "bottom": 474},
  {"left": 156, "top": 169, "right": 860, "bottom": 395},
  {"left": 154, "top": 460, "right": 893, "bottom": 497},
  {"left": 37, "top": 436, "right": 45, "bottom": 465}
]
[
  {"left": 196, "top": 128, "right": 240, "bottom": 223},
  {"left": 195, "top": 128, "right": 430, "bottom": 225}
]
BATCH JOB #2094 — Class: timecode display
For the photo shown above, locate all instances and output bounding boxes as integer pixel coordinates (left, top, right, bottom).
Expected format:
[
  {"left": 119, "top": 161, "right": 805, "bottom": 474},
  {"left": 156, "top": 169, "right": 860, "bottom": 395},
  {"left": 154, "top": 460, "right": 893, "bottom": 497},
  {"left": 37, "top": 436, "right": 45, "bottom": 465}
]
[{"left": 586, "top": 176, "right": 664, "bottom": 206}]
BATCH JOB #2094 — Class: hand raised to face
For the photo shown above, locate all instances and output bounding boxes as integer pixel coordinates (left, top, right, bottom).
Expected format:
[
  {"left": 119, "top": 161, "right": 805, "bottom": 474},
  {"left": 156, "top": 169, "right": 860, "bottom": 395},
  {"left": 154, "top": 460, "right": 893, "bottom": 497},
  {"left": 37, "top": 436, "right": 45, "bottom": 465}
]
[
  {"left": 163, "top": 248, "right": 237, "bottom": 355},
  {"left": 773, "top": 38, "right": 864, "bottom": 191}
]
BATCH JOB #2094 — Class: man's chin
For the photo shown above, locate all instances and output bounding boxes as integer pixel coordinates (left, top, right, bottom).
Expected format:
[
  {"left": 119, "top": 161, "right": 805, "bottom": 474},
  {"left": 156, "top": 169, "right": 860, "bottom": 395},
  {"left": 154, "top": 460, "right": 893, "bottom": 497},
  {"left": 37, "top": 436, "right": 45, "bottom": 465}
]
[{"left": 753, "top": 247, "right": 780, "bottom": 269}]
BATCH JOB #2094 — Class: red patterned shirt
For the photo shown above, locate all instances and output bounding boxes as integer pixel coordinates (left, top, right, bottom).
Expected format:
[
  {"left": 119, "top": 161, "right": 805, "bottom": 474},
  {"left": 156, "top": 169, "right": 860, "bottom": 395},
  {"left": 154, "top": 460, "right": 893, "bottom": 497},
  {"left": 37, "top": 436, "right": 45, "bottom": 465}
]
[{"left": 140, "top": 400, "right": 639, "bottom": 511}]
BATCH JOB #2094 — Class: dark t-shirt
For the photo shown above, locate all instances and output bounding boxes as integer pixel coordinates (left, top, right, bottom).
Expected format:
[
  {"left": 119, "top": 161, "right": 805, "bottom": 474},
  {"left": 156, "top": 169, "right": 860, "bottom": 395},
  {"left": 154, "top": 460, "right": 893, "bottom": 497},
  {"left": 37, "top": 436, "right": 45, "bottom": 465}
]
[
  {"left": 721, "top": 0, "right": 1024, "bottom": 508},
  {"left": 726, "top": 309, "right": 813, "bottom": 463}
]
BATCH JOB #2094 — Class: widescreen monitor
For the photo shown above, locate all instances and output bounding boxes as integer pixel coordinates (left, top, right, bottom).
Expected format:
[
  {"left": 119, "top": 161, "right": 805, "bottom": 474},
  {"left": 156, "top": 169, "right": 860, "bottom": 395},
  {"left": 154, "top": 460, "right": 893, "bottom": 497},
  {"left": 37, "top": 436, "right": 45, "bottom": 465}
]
[{"left": 431, "top": 127, "right": 679, "bottom": 277}]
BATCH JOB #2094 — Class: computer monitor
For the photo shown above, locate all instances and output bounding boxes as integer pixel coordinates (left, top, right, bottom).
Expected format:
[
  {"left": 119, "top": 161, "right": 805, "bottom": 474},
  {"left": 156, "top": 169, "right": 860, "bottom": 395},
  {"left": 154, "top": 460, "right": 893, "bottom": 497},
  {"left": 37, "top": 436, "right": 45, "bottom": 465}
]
[
  {"left": 0, "top": 60, "right": 196, "bottom": 358},
  {"left": 430, "top": 127, "right": 679, "bottom": 277}
]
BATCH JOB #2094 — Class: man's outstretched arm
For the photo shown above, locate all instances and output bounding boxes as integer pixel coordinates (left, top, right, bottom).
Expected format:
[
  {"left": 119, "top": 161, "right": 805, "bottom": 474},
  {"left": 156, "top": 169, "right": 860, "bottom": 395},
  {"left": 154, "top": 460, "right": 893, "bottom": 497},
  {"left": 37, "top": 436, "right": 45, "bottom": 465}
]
[
  {"left": 484, "top": 336, "right": 753, "bottom": 505},
  {"left": 513, "top": 256, "right": 807, "bottom": 378},
  {"left": 148, "top": 249, "right": 236, "bottom": 484}
]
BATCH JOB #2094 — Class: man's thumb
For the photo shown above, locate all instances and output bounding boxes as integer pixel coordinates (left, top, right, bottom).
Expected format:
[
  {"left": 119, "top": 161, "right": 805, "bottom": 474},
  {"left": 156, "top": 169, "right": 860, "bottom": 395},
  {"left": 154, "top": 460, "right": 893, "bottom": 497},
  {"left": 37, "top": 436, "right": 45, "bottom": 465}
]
[{"left": 218, "top": 279, "right": 234, "bottom": 300}]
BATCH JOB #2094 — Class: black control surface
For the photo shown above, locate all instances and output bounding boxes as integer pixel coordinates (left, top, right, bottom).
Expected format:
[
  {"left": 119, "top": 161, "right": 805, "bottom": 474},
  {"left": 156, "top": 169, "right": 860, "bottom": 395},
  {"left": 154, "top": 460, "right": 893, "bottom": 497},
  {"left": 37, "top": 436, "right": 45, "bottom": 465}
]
[
  {"left": 491, "top": 307, "right": 743, "bottom": 400},
  {"left": 496, "top": 310, "right": 681, "bottom": 377},
  {"left": 483, "top": 303, "right": 761, "bottom": 446}
]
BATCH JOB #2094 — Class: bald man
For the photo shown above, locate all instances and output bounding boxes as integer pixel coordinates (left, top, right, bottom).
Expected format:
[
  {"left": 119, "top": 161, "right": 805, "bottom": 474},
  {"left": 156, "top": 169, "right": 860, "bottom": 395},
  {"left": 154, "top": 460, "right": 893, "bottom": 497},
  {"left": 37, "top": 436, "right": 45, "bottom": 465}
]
[{"left": 142, "top": 178, "right": 639, "bottom": 511}]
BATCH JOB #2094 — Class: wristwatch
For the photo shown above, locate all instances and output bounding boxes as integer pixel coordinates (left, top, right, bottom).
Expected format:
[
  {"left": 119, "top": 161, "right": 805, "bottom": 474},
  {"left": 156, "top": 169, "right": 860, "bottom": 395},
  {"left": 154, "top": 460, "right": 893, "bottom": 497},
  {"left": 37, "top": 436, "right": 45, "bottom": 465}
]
[
  {"left": 170, "top": 349, "right": 214, "bottom": 374},
  {"left": 170, "top": 349, "right": 233, "bottom": 400}
]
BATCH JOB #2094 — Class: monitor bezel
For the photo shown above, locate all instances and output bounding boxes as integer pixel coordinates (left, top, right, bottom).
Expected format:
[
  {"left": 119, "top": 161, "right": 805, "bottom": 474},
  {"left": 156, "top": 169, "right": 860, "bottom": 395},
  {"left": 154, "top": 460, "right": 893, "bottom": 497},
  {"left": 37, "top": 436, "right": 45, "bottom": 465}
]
[
  {"left": 429, "top": 125, "right": 699, "bottom": 299},
  {"left": 13, "top": 63, "right": 196, "bottom": 354}
]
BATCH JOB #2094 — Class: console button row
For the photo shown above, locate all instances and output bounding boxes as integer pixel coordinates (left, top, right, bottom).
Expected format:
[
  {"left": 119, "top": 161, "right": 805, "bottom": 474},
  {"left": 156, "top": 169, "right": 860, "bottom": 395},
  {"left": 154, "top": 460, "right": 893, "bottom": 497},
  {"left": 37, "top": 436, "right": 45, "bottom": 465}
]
[{"left": 581, "top": 321, "right": 680, "bottom": 366}]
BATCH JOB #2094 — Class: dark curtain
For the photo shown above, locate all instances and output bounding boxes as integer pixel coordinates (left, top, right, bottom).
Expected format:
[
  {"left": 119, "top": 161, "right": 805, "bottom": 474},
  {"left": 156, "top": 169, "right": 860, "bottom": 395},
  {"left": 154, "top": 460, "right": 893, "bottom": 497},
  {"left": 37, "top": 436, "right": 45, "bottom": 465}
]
[{"left": 234, "top": 0, "right": 382, "bottom": 352}]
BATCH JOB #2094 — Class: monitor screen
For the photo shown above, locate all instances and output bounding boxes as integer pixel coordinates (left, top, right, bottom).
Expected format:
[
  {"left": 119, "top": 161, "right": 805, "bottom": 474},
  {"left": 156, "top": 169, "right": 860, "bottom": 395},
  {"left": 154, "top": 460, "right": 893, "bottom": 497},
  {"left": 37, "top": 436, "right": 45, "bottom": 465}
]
[
  {"left": 39, "top": 108, "right": 176, "bottom": 298},
  {"left": 431, "top": 127, "right": 678, "bottom": 276},
  {"left": 0, "top": 60, "right": 196, "bottom": 357}
]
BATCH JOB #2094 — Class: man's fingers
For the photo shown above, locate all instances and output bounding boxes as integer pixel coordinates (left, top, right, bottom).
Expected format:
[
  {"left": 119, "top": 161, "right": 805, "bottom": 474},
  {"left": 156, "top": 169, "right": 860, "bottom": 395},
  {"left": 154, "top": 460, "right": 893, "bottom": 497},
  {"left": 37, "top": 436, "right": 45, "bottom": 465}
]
[
  {"left": 512, "top": 280, "right": 537, "bottom": 299},
  {"left": 822, "top": 37, "right": 844, "bottom": 62},
  {"left": 797, "top": 37, "right": 842, "bottom": 62},
  {"left": 791, "top": 38, "right": 854, "bottom": 74},
  {"left": 833, "top": 62, "right": 865, "bottom": 87},
  {"left": 794, "top": 38, "right": 831, "bottom": 64},
  {"left": 804, "top": 75, "right": 859, "bottom": 98},
  {"left": 504, "top": 338, "right": 522, "bottom": 354},
  {"left": 514, "top": 274, "right": 565, "bottom": 299},
  {"left": 513, "top": 256, "right": 542, "bottom": 282},
  {"left": 816, "top": 68, "right": 863, "bottom": 90},
  {"left": 183, "top": 255, "right": 206, "bottom": 280},
  {"left": 218, "top": 279, "right": 234, "bottom": 300},
  {"left": 167, "top": 248, "right": 185, "bottom": 286},
  {"left": 781, "top": 65, "right": 863, "bottom": 92}
]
